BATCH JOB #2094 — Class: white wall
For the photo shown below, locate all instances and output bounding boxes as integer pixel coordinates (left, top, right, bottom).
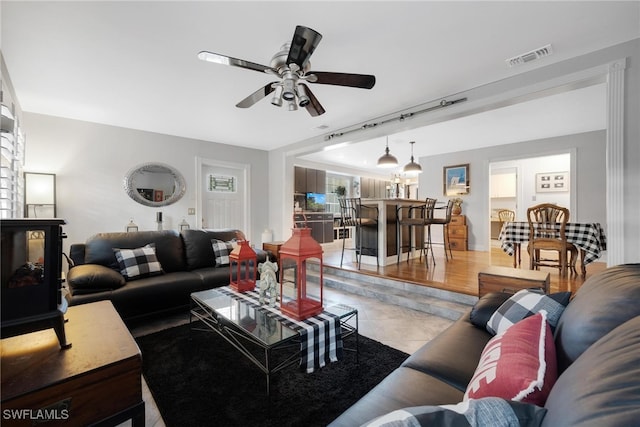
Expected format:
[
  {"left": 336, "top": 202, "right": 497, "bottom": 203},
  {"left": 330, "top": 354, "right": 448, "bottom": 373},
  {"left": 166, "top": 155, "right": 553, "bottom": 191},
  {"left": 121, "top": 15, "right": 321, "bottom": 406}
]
[
  {"left": 22, "top": 113, "right": 270, "bottom": 253},
  {"left": 490, "top": 153, "right": 572, "bottom": 221},
  {"left": 518, "top": 154, "right": 571, "bottom": 215}
]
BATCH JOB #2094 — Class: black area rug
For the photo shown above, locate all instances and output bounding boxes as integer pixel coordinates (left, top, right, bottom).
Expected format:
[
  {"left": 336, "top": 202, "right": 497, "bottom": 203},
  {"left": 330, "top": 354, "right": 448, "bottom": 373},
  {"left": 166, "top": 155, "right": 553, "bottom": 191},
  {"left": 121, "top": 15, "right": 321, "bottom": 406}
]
[{"left": 136, "top": 322, "right": 408, "bottom": 427}]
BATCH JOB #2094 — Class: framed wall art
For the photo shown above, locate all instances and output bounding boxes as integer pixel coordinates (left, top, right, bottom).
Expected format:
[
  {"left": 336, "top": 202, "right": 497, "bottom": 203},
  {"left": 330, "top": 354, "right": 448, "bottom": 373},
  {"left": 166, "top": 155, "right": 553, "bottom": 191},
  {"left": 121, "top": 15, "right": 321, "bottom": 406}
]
[
  {"left": 536, "top": 171, "right": 569, "bottom": 192},
  {"left": 443, "top": 164, "right": 470, "bottom": 196}
]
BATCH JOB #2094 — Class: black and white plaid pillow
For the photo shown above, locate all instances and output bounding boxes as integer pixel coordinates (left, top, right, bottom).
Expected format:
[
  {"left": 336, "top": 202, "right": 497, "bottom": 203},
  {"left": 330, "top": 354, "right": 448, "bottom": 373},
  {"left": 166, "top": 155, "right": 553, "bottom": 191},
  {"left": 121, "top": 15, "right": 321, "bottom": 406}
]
[
  {"left": 113, "top": 244, "right": 163, "bottom": 280},
  {"left": 486, "top": 289, "right": 568, "bottom": 335},
  {"left": 211, "top": 239, "right": 234, "bottom": 266}
]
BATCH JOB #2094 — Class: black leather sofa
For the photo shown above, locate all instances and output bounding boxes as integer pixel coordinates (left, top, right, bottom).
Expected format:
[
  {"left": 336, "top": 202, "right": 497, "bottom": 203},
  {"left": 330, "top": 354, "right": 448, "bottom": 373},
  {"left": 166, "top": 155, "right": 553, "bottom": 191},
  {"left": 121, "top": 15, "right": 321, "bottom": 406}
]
[
  {"left": 330, "top": 263, "right": 640, "bottom": 426},
  {"left": 67, "top": 229, "right": 267, "bottom": 322}
]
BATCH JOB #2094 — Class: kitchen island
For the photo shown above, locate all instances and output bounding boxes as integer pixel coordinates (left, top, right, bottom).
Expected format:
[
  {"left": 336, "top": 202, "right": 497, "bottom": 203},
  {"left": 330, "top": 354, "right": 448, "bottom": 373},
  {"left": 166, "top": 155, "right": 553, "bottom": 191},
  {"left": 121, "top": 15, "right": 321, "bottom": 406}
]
[{"left": 354, "top": 198, "right": 434, "bottom": 267}]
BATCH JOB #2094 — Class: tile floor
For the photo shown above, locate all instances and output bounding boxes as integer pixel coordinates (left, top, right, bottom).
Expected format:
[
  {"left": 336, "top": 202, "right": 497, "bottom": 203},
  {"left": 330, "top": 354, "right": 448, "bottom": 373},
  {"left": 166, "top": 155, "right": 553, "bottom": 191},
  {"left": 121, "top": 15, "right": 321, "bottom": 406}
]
[{"left": 121, "top": 285, "right": 455, "bottom": 427}]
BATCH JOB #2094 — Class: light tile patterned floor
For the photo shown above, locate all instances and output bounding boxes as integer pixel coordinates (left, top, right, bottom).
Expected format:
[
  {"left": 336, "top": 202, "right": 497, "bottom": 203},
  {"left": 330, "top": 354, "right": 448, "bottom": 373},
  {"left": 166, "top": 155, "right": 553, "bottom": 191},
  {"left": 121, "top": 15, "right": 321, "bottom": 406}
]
[{"left": 121, "top": 285, "right": 454, "bottom": 427}]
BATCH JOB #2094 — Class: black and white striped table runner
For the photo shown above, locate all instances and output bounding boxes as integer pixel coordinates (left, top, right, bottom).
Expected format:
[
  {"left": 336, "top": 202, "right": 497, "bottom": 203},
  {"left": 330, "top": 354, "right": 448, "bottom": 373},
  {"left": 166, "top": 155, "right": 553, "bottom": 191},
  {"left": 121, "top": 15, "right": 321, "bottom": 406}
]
[{"left": 216, "top": 286, "right": 343, "bottom": 373}]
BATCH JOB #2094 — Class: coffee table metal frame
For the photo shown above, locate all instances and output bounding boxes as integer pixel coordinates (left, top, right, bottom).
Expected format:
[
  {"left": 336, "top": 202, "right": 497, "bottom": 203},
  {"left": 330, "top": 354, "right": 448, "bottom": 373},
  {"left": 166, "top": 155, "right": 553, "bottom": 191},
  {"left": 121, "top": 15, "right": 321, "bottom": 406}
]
[{"left": 189, "top": 288, "right": 358, "bottom": 395}]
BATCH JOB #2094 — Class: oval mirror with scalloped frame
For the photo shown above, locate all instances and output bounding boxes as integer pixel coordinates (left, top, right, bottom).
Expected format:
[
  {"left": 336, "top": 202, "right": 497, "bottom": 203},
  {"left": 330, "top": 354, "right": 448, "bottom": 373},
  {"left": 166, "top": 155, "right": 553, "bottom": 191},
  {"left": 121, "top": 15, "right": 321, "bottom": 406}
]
[{"left": 123, "top": 163, "right": 186, "bottom": 207}]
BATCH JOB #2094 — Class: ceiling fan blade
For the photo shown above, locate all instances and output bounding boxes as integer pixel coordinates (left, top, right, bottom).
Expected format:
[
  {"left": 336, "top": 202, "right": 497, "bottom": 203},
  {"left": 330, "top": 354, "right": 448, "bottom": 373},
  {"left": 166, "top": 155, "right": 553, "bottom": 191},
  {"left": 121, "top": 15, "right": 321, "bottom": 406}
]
[
  {"left": 198, "top": 51, "right": 276, "bottom": 74},
  {"left": 286, "top": 26, "right": 322, "bottom": 70},
  {"left": 235, "top": 82, "right": 278, "bottom": 108},
  {"left": 307, "top": 71, "right": 376, "bottom": 89},
  {"left": 300, "top": 84, "right": 326, "bottom": 117}
]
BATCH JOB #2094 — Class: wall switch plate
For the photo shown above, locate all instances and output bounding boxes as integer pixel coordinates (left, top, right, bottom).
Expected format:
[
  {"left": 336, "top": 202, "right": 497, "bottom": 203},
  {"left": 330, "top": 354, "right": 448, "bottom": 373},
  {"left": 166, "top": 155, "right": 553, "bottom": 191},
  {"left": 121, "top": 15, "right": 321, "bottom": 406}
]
[{"left": 188, "top": 208, "right": 195, "bottom": 215}]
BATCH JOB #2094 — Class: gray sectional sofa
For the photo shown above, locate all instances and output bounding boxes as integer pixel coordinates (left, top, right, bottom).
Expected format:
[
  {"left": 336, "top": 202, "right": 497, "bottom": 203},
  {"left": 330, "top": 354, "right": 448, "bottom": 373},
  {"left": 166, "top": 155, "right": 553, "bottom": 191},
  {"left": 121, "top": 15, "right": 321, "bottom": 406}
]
[
  {"left": 330, "top": 263, "right": 640, "bottom": 426},
  {"left": 67, "top": 229, "right": 267, "bottom": 322}
]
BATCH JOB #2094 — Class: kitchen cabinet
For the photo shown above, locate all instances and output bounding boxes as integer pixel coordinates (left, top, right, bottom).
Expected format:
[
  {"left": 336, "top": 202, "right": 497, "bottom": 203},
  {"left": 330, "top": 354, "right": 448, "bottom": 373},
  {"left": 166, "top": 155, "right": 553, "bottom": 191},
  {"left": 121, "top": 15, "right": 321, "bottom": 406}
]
[
  {"left": 360, "top": 178, "right": 372, "bottom": 198},
  {"left": 293, "top": 213, "right": 334, "bottom": 243},
  {"left": 294, "top": 167, "right": 326, "bottom": 194},
  {"left": 294, "top": 166, "right": 306, "bottom": 193},
  {"left": 309, "top": 169, "right": 326, "bottom": 193},
  {"left": 361, "top": 177, "right": 389, "bottom": 198}
]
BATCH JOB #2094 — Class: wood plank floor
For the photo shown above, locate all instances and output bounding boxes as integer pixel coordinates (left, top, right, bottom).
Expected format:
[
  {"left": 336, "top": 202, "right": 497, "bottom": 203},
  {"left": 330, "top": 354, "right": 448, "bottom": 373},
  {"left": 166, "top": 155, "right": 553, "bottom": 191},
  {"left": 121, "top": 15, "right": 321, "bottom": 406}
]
[{"left": 322, "top": 241, "right": 606, "bottom": 297}]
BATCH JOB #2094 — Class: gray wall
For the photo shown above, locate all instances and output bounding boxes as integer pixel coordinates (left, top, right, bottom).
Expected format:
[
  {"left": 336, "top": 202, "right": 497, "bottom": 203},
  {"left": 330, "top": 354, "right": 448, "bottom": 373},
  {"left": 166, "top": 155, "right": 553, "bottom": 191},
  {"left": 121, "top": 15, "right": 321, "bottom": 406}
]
[
  {"left": 419, "top": 131, "right": 606, "bottom": 251},
  {"left": 23, "top": 113, "right": 270, "bottom": 252}
]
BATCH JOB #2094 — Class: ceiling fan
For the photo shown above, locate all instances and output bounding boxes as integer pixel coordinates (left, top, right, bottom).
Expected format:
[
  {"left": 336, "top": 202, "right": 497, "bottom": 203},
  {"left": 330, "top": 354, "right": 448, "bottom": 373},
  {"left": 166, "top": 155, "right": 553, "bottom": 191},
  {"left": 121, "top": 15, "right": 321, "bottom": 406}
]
[{"left": 197, "top": 25, "right": 376, "bottom": 116}]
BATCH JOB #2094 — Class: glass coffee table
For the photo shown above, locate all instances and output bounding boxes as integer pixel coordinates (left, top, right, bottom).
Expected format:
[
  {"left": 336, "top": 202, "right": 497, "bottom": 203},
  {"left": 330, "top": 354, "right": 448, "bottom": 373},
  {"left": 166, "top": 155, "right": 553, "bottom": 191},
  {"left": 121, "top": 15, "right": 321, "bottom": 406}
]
[{"left": 190, "top": 288, "right": 358, "bottom": 395}]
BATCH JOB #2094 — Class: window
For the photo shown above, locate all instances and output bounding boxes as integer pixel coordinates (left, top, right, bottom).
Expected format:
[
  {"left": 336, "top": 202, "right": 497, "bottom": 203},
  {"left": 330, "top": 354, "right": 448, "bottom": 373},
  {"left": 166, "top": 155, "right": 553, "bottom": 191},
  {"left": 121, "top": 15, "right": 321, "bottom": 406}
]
[
  {"left": 1, "top": 101, "right": 25, "bottom": 219},
  {"left": 325, "top": 173, "right": 352, "bottom": 215}
]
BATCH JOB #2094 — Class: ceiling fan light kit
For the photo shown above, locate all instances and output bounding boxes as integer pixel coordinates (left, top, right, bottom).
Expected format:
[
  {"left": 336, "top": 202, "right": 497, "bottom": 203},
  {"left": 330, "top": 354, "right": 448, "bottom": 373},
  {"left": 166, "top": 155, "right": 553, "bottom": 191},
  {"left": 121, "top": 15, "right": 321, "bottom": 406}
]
[
  {"left": 403, "top": 141, "right": 423, "bottom": 174},
  {"left": 198, "top": 25, "right": 376, "bottom": 116}
]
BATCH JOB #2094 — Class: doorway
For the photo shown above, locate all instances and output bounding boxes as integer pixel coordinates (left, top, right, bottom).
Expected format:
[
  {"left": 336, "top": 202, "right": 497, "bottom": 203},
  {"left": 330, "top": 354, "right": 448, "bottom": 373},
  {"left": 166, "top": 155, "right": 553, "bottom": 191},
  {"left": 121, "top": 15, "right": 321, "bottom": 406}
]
[
  {"left": 489, "top": 152, "right": 572, "bottom": 245},
  {"left": 196, "top": 157, "right": 250, "bottom": 235}
]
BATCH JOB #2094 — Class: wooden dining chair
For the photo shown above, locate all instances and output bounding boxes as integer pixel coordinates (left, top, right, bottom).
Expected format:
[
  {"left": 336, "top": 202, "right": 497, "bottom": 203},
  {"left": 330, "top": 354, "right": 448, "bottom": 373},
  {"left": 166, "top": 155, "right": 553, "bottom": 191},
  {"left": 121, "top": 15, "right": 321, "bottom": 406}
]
[
  {"left": 526, "top": 203, "right": 578, "bottom": 277},
  {"left": 497, "top": 209, "right": 520, "bottom": 266},
  {"left": 338, "top": 197, "right": 379, "bottom": 269}
]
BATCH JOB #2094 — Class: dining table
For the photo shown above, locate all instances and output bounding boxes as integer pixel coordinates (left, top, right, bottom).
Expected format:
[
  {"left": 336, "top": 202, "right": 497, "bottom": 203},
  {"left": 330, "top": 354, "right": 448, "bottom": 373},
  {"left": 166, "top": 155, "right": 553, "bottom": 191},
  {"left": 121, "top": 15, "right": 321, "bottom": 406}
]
[{"left": 498, "top": 221, "right": 607, "bottom": 276}]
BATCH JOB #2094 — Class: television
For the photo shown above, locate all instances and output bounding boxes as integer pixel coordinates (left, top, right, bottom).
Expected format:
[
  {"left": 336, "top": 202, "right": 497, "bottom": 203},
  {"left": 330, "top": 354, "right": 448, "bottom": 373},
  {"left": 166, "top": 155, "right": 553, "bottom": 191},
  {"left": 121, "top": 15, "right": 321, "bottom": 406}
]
[{"left": 306, "top": 192, "right": 326, "bottom": 212}]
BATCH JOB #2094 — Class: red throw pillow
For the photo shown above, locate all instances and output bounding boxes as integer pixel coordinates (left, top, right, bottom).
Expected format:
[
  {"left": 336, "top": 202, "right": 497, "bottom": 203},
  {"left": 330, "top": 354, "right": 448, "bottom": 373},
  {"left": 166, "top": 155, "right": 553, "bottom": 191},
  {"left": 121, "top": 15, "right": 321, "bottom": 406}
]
[{"left": 464, "top": 311, "right": 557, "bottom": 406}]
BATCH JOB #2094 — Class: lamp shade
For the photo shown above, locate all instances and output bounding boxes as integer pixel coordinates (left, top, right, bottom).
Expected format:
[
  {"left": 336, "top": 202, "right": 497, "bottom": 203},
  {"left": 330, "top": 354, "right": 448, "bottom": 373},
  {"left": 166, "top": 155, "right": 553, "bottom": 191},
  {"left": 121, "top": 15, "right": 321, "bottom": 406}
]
[
  {"left": 25, "top": 173, "right": 55, "bottom": 205},
  {"left": 403, "top": 141, "right": 422, "bottom": 174},
  {"left": 403, "top": 159, "right": 423, "bottom": 174},
  {"left": 377, "top": 138, "right": 399, "bottom": 168}
]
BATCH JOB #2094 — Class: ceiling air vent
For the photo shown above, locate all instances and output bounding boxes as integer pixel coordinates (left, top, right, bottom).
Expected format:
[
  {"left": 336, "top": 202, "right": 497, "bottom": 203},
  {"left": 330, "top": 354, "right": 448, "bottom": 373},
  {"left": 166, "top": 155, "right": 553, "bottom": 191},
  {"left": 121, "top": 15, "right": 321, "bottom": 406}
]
[{"left": 506, "top": 44, "right": 553, "bottom": 68}]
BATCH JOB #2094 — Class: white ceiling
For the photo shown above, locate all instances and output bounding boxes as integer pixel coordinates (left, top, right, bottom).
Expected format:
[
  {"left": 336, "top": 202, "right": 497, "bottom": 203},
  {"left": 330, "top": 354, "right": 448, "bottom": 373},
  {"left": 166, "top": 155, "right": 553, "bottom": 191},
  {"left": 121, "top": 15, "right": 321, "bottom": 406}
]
[
  {"left": 300, "top": 82, "right": 607, "bottom": 173},
  {"left": 1, "top": 1, "right": 638, "bottom": 171}
]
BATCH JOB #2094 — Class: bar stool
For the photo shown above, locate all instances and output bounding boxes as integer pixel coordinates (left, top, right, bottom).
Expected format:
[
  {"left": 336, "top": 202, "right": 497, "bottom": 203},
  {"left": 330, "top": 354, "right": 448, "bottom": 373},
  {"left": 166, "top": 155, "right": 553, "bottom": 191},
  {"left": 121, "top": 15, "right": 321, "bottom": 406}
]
[
  {"left": 338, "top": 197, "right": 379, "bottom": 269},
  {"left": 396, "top": 198, "right": 437, "bottom": 266},
  {"left": 429, "top": 199, "right": 455, "bottom": 261}
]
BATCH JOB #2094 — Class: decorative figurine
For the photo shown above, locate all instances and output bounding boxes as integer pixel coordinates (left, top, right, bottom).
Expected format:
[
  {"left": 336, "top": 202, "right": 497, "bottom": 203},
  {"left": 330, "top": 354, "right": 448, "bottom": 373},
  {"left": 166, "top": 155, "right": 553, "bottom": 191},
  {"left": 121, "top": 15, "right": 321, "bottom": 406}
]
[{"left": 258, "top": 260, "right": 278, "bottom": 307}]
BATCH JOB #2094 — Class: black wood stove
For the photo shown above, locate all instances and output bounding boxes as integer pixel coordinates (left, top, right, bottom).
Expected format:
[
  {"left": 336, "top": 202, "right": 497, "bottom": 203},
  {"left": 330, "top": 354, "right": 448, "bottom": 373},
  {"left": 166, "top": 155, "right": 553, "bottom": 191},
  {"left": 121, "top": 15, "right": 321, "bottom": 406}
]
[{"left": 1, "top": 219, "right": 71, "bottom": 349}]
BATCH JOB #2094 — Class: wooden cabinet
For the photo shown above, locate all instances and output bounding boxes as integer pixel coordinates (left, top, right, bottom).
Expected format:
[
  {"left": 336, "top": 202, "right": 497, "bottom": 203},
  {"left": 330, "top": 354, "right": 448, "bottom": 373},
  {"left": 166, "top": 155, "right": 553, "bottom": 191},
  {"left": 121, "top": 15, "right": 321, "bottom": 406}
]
[
  {"left": 294, "top": 166, "right": 306, "bottom": 193},
  {"left": 323, "top": 220, "right": 334, "bottom": 243},
  {"left": 448, "top": 215, "right": 468, "bottom": 251},
  {"left": 360, "top": 178, "right": 372, "bottom": 198},
  {"left": 262, "top": 241, "right": 285, "bottom": 264},
  {"left": 294, "top": 167, "right": 326, "bottom": 194},
  {"left": 1, "top": 301, "right": 144, "bottom": 426},
  {"left": 315, "top": 169, "right": 326, "bottom": 193},
  {"left": 478, "top": 266, "right": 550, "bottom": 297},
  {"left": 306, "top": 168, "right": 318, "bottom": 192},
  {"left": 360, "top": 177, "right": 390, "bottom": 198},
  {"left": 294, "top": 213, "right": 334, "bottom": 243}
]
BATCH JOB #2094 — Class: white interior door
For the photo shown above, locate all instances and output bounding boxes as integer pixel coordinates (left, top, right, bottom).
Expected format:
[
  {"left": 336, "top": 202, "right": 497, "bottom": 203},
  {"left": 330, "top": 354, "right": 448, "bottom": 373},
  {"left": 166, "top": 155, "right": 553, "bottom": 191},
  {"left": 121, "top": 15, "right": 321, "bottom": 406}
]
[{"left": 196, "top": 158, "right": 249, "bottom": 235}]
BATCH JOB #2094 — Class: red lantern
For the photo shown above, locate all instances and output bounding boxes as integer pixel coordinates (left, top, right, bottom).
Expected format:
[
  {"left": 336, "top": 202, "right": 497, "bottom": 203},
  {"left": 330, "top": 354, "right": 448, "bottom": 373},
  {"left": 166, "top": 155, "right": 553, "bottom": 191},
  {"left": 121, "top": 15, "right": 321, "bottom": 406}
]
[
  {"left": 279, "top": 227, "right": 323, "bottom": 320},
  {"left": 229, "top": 240, "right": 257, "bottom": 292}
]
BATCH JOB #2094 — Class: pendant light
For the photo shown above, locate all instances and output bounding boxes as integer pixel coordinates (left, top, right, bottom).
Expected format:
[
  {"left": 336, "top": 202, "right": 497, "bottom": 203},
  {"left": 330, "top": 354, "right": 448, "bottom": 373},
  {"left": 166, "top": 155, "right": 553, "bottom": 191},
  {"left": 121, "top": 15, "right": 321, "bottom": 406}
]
[
  {"left": 403, "top": 141, "right": 422, "bottom": 174},
  {"left": 377, "top": 137, "right": 399, "bottom": 168}
]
